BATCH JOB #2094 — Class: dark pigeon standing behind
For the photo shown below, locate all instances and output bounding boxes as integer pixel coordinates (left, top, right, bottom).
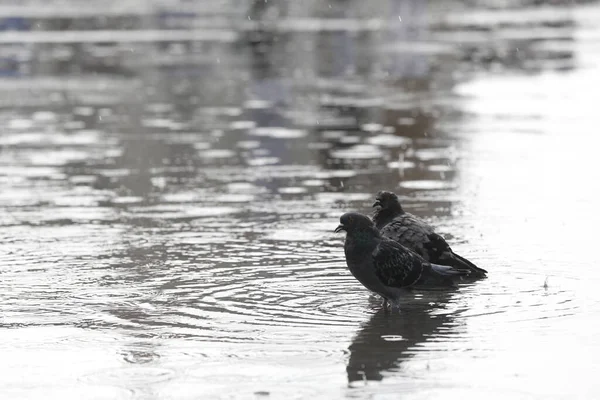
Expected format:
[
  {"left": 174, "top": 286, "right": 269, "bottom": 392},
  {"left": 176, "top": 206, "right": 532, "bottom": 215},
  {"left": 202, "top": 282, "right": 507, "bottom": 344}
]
[
  {"left": 335, "top": 212, "right": 470, "bottom": 309},
  {"left": 372, "top": 191, "right": 487, "bottom": 278}
]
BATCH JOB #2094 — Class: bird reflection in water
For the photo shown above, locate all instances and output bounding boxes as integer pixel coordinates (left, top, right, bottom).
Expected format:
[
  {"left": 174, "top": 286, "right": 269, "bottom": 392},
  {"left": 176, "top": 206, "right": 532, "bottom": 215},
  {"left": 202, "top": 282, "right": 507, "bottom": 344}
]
[{"left": 346, "top": 291, "right": 461, "bottom": 384}]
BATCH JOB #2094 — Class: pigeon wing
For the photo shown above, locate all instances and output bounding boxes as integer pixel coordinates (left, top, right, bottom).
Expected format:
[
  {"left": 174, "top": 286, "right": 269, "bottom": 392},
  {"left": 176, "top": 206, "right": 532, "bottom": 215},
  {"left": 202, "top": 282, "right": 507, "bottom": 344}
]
[
  {"left": 379, "top": 214, "right": 435, "bottom": 259},
  {"left": 371, "top": 240, "right": 424, "bottom": 288}
]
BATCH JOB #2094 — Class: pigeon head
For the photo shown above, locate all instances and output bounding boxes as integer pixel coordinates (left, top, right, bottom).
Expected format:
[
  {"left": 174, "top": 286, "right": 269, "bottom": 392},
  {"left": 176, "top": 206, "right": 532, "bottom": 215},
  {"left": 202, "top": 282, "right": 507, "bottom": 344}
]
[
  {"left": 335, "top": 212, "right": 378, "bottom": 235},
  {"left": 373, "top": 191, "right": 402, "bottom": 212}
]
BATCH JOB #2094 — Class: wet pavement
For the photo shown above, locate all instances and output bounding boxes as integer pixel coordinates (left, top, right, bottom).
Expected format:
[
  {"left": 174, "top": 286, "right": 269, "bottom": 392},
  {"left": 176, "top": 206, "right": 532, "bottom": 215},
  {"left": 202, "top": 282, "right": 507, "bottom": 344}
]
[{"left": 1, "top": 0, "right": 600, "bottom": 399}]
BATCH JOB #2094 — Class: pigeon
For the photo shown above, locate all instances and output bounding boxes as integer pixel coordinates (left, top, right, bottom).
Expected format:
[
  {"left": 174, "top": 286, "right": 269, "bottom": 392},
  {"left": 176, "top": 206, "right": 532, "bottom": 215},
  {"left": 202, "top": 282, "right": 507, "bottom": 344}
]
[
  {"left": 372, "top": 191, "right": 487, "bottom": 278},
  {"left": 335, "top": 212, "right": 470, "bottom": 309}
]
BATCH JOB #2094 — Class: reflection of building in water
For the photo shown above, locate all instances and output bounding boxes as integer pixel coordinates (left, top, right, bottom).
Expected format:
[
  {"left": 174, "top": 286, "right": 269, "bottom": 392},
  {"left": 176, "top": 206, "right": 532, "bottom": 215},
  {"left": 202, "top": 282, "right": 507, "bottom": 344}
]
[
  {"left": 0, "top": 0, "right": 579, "bottom": 196},
  {"left": 0, "top": 16, "right": 31, "bottom": 77},
  {"left": 385, "top": 0, "right": 430, "bottom": 84},
  {"left": 428, "top": 1, "right": 576, "bottom": 73},
  {"left": 0, "top": 1, "right": 577, "bottom": 94},
  {"left": 237, "top": 0, "right": 325, "bottom": 193}
]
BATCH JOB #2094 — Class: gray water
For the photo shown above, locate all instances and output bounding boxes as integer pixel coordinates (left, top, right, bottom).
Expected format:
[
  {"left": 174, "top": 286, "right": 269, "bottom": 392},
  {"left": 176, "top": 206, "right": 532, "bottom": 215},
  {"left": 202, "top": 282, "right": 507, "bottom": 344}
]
[{"left": 1, "top": 1, "right": 600, "bottom": 399}]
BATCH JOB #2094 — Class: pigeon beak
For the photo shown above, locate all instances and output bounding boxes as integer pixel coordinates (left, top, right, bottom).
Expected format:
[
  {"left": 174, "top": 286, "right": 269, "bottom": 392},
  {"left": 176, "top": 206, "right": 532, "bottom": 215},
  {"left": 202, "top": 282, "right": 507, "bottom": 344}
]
[
  {"left": 334, "top": 224, "right": 345, "bottom": 233},
  {"left": 372, "top": 200, "right": 381, "bottom": 208}
]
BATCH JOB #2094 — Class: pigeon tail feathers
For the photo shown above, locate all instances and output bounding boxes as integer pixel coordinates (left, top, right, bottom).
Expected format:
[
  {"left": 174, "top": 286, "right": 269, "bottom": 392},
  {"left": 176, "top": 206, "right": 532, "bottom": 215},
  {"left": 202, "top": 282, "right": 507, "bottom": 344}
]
[
  {"left": 449, "top": 252, "right": 488, "bottom": 276},
  {"left": 430, "top": 263, "right": 470, "bottom": 277}
]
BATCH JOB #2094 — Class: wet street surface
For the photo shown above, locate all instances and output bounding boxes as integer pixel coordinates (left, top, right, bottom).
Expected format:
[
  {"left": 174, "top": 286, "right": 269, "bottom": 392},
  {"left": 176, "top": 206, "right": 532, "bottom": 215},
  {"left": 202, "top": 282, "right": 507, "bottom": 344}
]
[{"left": 1, "top": 1, "right": 600, "bottom": 399}]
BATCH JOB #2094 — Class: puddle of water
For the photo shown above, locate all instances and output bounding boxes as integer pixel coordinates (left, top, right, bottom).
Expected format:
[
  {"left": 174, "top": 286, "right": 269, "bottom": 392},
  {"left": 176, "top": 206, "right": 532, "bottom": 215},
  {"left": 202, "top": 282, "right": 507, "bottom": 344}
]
[{"left": 1, "top": 0, "right": 600, "bottom": 399}]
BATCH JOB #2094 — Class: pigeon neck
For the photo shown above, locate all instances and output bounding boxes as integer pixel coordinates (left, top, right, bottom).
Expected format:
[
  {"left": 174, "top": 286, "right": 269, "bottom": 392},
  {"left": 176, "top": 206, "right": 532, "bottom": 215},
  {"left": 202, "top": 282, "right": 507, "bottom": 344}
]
[
  {"left": 346, "top": 227, "right": 381, "bottom": 250},
  {"left": 373, "top": 205, "right": 403, "bottom": 229}
]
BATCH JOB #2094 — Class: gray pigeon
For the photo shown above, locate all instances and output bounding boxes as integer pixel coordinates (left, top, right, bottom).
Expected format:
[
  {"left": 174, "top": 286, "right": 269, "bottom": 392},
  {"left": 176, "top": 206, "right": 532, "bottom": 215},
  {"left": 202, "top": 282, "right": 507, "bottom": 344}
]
[
  {"left": 372, "top": 191, "right": 487, "bottom": 278},
  {"left": 335, "top": 212, "right": 470, "bottom": 309}
]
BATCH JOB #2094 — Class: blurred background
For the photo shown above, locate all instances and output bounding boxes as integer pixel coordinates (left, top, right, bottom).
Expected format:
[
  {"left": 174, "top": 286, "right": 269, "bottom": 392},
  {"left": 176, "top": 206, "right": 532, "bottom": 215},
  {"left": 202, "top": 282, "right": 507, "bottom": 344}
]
[{"left": 1, "top": 0, "right": 599, "bottom": 399}]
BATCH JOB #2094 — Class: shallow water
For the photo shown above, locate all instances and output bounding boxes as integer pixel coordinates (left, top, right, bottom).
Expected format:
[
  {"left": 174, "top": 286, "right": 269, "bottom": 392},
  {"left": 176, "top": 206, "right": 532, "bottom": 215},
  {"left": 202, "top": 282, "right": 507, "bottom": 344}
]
[{"left": 1, "top": 0, "right": 600, "bottom": 399}]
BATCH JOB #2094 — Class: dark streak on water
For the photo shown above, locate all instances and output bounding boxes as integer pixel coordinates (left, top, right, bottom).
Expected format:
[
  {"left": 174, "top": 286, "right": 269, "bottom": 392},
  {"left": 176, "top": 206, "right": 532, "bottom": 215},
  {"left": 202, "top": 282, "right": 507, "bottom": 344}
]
[{"left": 1, "top": 1, "right": 600, "bottom": 399}]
